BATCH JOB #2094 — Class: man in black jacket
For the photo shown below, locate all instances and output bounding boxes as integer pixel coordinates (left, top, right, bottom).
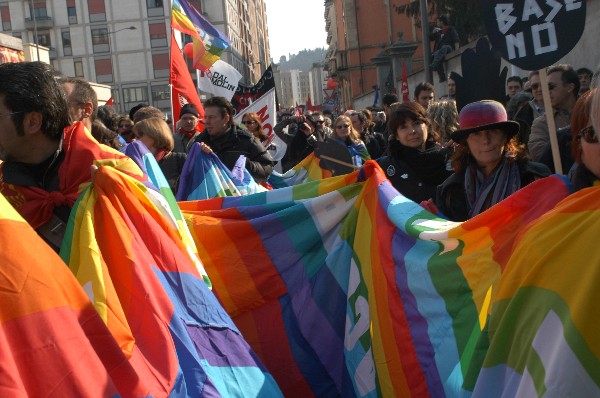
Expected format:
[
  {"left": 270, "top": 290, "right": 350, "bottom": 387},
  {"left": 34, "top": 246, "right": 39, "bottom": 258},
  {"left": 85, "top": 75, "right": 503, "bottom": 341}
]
[
  {"left": 430, "top": 15, "right": 459, "bottom": 83},
  {"left": 195, "top": 96, "right": 273, "bottom": 182}
]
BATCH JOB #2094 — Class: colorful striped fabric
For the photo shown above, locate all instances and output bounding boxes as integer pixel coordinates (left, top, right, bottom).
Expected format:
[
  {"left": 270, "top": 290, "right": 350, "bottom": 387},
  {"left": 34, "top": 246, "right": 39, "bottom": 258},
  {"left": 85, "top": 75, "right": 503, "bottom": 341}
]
[
  {"left": 125, "top": 141, "right": 211, "bottom": 286},
  {"left": 268, "top": 152, "right": 334, "bottom": 188},
  {"left": 171, "top": 0, "right": 231, "bottom": 71},
  {"left": 179, "top": 160, "right": 587, "bottom": 397},
  {"left": 61, "top": 166, "right": 282, "bottom": 397},
  {"left": 0, "top": 193, "right": 146, "bottom": 396},
  {"left": 176, "top": 143, "right": 266, "bottom": 200}
]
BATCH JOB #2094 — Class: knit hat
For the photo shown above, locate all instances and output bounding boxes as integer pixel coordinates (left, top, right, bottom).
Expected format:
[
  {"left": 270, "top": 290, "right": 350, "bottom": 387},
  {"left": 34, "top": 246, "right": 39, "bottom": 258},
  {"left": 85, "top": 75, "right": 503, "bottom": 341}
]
[
  {"left": 180, "top": 103, "right": 199, "bottom": 118},
  {"left": 451, "top": 100, "right": 519, "bottom": 142}
]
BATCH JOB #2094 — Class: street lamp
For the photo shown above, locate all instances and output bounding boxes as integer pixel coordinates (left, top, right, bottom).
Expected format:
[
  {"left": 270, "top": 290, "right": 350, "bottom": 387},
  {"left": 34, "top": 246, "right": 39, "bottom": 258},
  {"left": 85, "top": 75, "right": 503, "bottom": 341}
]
[{"left": 106, "top": 26, "right": 136, "bottom": 112}]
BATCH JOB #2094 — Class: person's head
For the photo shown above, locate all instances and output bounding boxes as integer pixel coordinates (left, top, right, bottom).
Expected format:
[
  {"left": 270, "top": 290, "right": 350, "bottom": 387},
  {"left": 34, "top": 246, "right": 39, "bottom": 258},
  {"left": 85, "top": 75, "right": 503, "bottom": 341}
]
[
  {"left": 322, "top": 109, "right": 334, "bottom": 120},
  {"left": 133, "top": 117, "right": 174, "bottom": 156},
  {"left": 388, "top": 101, "right": 434, "bottom": 150},
  {"left": 506, "top": 91, "right": 533, "bottom": 120},
  {"left": 0, "top": 61, "right": 70, "bottom": 163},
  {"left": 382, "top": 93, "right": 399, "bottom": 116},
  {"left": 96, "top": 105, "right": 118, "bottom": 131},
  {"left": 203, "top": 96, "right": 233, "bottom": 137},
  {"left": 577, "top": 67, "right": 593, "bottom": 94},
  {"left": 311, "top": 112, "right": 327, "bottom": 132},
  {"left": 570, "top": 89, "right": 595, "bottom": 164},
  {"left": 350, "top": 111, "right": 367, "bottom": 133},
  {"left": 133, "top": 106, "right": 165, "bottom": 124},
  {"left": 447, "top": 77, "right": 456, "bottom": 97},
  {"left": 585, "top": 83, "right": 600, "bottom": 179},
  {"left": 427, "top": 100, "right": 459, "bottom": 143},
  {"left": 414, "top": 82, "right": 435, "bottom": 109},
  {"left": 436, "top": 15, "right": 449, "bottom": 28},
  {"left": 506, "top": 76, "right": 523, "bottom": 98},
  {"left": 91, "top": 119, "right": 123, "bottom": 150},
  {"left": 333, "top": 115, "right": 361, "bottom": 143},
  {"left": 116, "top": 115, "right": 135, "bottom": 142},
  {"left": 59, "top": 76, "right": 98, "bottom": 131},
  {"left": 129, "top": 103, "right": 148, "bottom": 121},
  {"left": 178, "top": 103, "right": 200, "bottom": 133},
  {"left": 450, "top": 100, "right": 522, "bottom": 175},
  {"left": 528, "top": 71, "right": 543, "bottom": 105},
  {"left": 547, "top": 64, "right": 579, "bottom": 110},
  {"left": 241, "top": 112, "right": 267, "bottom": 141}
]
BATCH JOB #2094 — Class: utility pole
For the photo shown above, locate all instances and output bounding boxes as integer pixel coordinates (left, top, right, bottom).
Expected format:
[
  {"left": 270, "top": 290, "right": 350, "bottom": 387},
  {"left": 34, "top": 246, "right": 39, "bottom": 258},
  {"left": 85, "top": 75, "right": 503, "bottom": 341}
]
[{"left": 420, "top": 0, "right": 432, "bottom": 83}]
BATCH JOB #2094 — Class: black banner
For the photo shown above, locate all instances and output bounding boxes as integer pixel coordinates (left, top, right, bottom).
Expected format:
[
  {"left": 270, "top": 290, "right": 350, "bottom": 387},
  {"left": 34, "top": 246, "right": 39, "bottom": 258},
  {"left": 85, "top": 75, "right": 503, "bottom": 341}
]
[
  {"left": 231, "top": 65, "right": 276, "bottom": 116},
  {"left": 482, "top": 0, "right": 586, "bottom": 70}
]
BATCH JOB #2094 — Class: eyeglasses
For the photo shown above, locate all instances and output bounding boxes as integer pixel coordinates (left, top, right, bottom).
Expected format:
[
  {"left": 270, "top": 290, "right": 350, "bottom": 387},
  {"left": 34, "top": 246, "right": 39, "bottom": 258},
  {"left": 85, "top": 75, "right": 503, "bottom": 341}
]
[
  {"left": 242, "top": 120, "right": 257, "bottom": 125},
  {"left": 336, "top": 124, "right": 350, "bottom": 129},
  {"left": 530, "top": 83, "right": 540, "bottom": 90},
  {"left": 578, "top": 125, "right": 598, "bottom": 144},
  {"left": 315, "top": 120, "right": 325, "bottom": 124}
]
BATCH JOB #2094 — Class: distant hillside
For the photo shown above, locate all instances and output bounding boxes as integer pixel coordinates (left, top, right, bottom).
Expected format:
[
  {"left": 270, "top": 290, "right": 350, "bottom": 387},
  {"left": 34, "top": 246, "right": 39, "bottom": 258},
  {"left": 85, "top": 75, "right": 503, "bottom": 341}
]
[{"left": 275, "top": 48, "right": 327, "bottom": 72}]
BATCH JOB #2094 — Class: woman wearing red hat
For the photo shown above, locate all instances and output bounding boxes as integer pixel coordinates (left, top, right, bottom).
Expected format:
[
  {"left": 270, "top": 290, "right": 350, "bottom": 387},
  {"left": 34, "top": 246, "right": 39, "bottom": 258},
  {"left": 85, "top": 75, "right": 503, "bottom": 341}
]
[{"left": 436, "top": 100, "right": 550, "bottom": 221}]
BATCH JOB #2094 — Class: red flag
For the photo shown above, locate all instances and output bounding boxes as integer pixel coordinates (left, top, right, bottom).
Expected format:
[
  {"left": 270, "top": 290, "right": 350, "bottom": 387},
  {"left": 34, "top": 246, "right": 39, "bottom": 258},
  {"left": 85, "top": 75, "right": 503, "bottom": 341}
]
[
  {"left": 170, "top": 32, "right": 205, "bottom": 131},
  {"left": 401, "top": 62, "right": 410, "bottom": 103},
  {"left": 306, "top": 94, "right": 320, "bottom": 112},
  {"left": 106, "top": 97, "right": 114, "bottom": 107}
]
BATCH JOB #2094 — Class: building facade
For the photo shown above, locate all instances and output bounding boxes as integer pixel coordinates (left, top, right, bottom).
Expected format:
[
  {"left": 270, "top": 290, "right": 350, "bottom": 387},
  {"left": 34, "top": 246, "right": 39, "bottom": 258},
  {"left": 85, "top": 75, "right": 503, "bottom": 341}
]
[{"left": 1, "top": 0, "right": 269, "bottom": 116}]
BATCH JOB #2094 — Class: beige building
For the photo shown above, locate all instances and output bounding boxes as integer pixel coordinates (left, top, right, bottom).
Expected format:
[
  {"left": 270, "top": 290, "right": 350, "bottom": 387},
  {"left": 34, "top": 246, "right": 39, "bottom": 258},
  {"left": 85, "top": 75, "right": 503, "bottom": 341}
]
[
  {"left": 274, "top": 63, "right": 328, "bottom": 109},
  {"left": 1, "top": 0, "right": 270, "bottom": 116}
]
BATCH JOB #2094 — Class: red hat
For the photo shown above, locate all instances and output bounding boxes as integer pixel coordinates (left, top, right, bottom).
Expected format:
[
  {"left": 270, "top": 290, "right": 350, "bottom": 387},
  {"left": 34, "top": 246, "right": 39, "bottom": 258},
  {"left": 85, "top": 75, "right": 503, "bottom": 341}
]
[{"left": 451, "top": 100, "right": 519, "bottom": 142}]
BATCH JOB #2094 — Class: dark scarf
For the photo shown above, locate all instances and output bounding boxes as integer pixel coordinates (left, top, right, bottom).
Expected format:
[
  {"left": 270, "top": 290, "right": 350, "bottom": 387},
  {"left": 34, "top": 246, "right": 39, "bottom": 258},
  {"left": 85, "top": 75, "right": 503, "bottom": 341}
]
[
  {"left": 464, "top": 156, "right": 521, "bottom": 218},
  {"left": 391, "top": 140, "right": 450, "bottom": 185}
]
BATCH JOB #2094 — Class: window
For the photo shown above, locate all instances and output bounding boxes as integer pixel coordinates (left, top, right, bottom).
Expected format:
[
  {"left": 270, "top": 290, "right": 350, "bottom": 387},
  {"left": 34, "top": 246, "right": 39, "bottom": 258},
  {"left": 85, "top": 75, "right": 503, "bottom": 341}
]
[
  {"left": 31, "top": 0, "right": 48, "bottom": 18},
  {"left": 74, "top": 57, "right": 84, "bottom": 77},
  {"left": 61, "top": 28, "right": 71, "bottom": 56},
  {"left": 152, "top": 52, "right": 169, "bottom": 78},
  {"left": 36, "top": 32, "right": 51, "bottom": 47},
  {"left": 146, "top": 0, "right": 164, "bottom": 17},
  {"left": 91, "top": 27, "right": 109, "bottom": 53},
  {"left": 123, "top": 86, "right": 148, "bottom": 103},
  {"left": 149, "top": 22, "right": 167, "bottom": 48},
  {"left": 67, "top": 0, "right": 77, "bottom": 24},
  {"left": 152, "top": 84, "right": 170, "bottom": 101},
  {"left": 87, "top": 0, "right": 105, "bottom": 22},
  {"left": 94, "top": 57, "right": 112, "bottom": 83},
  {"left": 1, "top": 2, "right": 11, "bottom": 31}
]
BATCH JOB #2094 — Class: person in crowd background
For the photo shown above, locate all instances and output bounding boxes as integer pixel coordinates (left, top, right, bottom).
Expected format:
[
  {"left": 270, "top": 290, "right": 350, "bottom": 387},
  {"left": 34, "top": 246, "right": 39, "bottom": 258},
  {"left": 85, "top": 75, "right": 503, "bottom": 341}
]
[
  {"left": 414, "top": 82, "right": 435, "bottom": 110},
  {"left": 241, "top": 112, "right": 269, "bottom": 143},
  {"left": 195, "top": 96, "right": 273, "bottom": 182},
  {"left": 331, "top": 115, "right": 371, "bottom": 166},
  {"left": 505, "top": 76, "right": 523, "bottom": 105},
  {"left": 378, "top": 102, "right": 452, "bottom": 202},
  {"left": 274, "top": 113, "right": 324, "bottom": 172},
  {"left": 528, "top": 64, "right": 579, "bottom": 162},
  {"left": 133, "top": 105, "right": 165, "bottom": 124},
  {"left": 436, "top": 100, "right": 550, "bottom": 222},
  {"left": 565, "top": 89, "right": 596, "bottom": 189},
  {"left": 429, "top": 15, "right": 459, "bottom": 83},
  {"left": 134, "top": 117, "right": 187, "bottom": 192},
  {"left": 427, "top": 99, "right": 459, "bottom": 146},
  {"left": 174, "top": 103, "right": 201, "bottom": 153},
  {"left": 117, "top": 115, "right": 135, "bottom": 143},
  {"left": 506, "top": 91, "right": 534, "bottom": 145},
  {"left": 91, "top": 120, "right": 124, "bottom": 151},
  {"left": 577, "top": 67, "right": 593, "bottom": 96},
  {"left": 59, "top": 76, "right": 97, "bottom": 133},
  {"left": 439, "top": 76, "right": 456, "bottom": 100},
  {"left": 350, "top": 111, "right": 385, "bottom": 159}
]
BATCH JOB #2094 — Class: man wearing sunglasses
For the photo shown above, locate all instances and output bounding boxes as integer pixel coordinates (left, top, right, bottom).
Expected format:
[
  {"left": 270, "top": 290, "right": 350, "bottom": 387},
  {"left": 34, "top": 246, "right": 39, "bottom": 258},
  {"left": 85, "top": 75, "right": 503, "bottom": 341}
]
[{"left": 528, "top": 64, "right": 579, "bottom": 163}]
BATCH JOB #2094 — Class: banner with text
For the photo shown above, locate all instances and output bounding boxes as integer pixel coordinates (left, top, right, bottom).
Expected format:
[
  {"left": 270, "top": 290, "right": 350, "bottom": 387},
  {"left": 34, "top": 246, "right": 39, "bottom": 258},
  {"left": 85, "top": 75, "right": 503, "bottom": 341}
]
[{"left": 197, "top": 60, "right": 243, "bottom": 101}]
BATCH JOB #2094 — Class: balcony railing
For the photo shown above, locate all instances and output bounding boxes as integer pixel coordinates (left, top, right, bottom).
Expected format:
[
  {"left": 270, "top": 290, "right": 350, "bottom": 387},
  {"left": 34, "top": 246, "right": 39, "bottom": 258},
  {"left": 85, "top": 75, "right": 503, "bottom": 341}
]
[{"left": 24, "top": 16, "right": 53, "bottom": 30}]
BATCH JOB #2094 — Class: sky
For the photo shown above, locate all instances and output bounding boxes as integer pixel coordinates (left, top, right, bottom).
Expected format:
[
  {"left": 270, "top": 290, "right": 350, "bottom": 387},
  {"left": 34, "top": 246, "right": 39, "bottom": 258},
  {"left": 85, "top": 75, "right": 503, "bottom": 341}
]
[{"left": 264, "top": 0, "right": 329, "bottom": 61}]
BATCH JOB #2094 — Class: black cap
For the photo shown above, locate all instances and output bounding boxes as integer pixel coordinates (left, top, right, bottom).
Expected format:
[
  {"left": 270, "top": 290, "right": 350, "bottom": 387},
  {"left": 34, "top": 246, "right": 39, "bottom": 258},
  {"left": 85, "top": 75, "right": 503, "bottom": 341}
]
[{"left": 180, "top": 103, "right": 199, "bottom": 118}]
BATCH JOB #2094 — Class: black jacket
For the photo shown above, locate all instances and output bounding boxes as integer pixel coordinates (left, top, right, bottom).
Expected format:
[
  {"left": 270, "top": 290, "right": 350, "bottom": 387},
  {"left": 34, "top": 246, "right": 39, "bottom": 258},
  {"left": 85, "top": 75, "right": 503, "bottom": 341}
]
[
  {"left": 274, "top": 119, "right": 327, "bottom": 172},
  {"left": 436, "top": 160, "right": 551, "bottom": 222},
  {"left": 377, "top": 141, "right": 452, "bottom": 203},
  {"left": 431, "top": 26, "right": 459, "bottom": 51},
  {"left": 194, "top": 124, "right": 274, "bottom": 182},
  {"left": 158, "top": 151, "right": 187, "bottom": 193}
]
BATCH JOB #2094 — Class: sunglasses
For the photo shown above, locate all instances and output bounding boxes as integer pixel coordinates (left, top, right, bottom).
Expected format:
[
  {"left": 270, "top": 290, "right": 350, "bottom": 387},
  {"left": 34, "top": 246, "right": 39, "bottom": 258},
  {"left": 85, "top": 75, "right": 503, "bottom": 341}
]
[
  {"left": 315, "top": 120, "right": 325, "bottom": 124},
  {"left": 336, "top": 124, "right": 350, "bottom": 129},
  {"left": 578, "top": 125, "right": 598, "bottom": 144},
  {"left": 242, "top": 120, "right": 257, "bottom": 125}
]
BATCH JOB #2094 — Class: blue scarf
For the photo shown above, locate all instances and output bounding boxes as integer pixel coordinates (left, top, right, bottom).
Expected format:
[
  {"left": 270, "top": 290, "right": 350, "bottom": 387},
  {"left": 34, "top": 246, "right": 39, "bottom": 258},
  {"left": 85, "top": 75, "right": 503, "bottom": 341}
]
[{"left": 464, "top": 156, "right": 521, "bottom": 218}]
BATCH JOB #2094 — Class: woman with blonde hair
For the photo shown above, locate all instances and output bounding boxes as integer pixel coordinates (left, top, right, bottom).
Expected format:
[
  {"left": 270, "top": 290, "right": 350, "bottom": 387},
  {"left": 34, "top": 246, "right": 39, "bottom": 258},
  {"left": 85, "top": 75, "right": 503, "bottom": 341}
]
[
  {"left": 332, "top": 115, "right": 371, "bottom": 166},
  {"left": 133, "top": 117, "right": 187, "bottom": 192},
  {"left": 427, "top": 100, "right": 459, "bottom": 145}
]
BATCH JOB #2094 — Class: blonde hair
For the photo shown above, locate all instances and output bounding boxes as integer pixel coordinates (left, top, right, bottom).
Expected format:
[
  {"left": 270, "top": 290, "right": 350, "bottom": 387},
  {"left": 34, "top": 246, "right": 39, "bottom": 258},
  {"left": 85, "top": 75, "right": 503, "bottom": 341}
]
[
  {"left": 333, "top": 115, "right": 361, "bottom": 144},
  {"left": 133, "top": 117, "right": 174, "bottom": 152},
  {"left": 427, "top": 100, "right": 459, "bottom": 143}
]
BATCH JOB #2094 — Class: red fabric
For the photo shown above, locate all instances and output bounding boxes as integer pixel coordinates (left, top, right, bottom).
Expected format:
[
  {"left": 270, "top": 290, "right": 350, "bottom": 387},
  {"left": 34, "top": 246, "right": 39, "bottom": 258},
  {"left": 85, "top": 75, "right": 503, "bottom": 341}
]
[
  {"left": 0, "top": 122, "right": 136, "bottom": 229},
  {"left": 170, "top": 32, "right": 204, "bottom": 132},
  {"left": 401, "top": 62, "right": 410, "bottom": 102}
]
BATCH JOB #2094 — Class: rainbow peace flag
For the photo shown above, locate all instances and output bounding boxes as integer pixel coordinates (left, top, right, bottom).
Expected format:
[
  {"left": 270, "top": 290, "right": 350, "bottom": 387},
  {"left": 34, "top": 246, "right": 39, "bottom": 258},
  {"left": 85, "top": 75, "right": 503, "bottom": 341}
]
[
  {"left": 268, "top": 152, "right": 334, "bottom": 188},
  {"left": 0, "top": 193, "right": 146, "bottom": 395},
  {"left": 171, "top": 0, "right": 231, "bottom": 71},
  {"left": 179, "top": 160, "right": 596, "bottom": 397},
  {"left": 61, "top": 166, "right": 282, "bottom": 396},
  {"left": 177, "top": 143, "right": 266, "bottom": 200}
]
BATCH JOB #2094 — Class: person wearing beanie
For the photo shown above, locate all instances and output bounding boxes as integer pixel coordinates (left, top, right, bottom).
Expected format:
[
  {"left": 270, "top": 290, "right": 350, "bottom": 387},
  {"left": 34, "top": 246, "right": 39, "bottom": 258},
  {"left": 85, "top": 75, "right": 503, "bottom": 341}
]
[
  {"left": 174, "top": 103, "right": 201, "bottom": 153},
  {"left": 436, "top": 100, "right": 550, "bottom": 221}
]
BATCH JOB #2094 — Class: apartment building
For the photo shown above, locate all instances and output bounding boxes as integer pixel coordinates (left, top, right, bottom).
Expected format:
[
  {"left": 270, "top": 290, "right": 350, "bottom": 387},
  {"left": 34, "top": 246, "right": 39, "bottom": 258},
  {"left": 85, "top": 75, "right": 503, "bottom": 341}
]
[{"left": 1, "top": 0, "right": 270, "bottom": 116}]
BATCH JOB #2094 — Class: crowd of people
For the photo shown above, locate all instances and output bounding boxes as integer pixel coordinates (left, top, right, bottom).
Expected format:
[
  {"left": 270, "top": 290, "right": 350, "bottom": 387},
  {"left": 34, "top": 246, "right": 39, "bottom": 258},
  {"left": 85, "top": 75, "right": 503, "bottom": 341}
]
[{"left": 0, "top": 59, "right": 598, "bottom": 250}]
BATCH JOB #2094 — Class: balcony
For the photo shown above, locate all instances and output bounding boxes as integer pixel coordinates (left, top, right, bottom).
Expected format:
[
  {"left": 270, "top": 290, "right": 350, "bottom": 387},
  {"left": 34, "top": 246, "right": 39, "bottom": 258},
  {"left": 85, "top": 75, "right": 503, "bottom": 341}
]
[{"left": 25, "top": 16, "right": 53, "bottom": 30}]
